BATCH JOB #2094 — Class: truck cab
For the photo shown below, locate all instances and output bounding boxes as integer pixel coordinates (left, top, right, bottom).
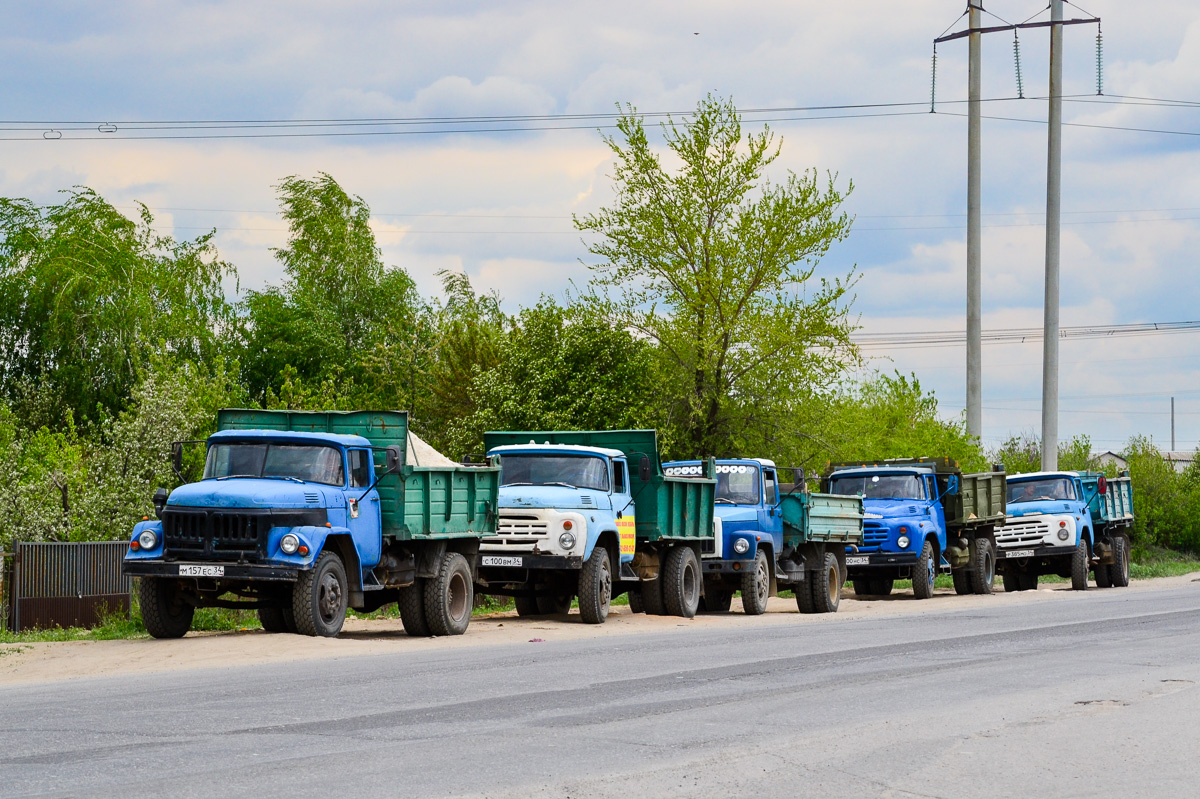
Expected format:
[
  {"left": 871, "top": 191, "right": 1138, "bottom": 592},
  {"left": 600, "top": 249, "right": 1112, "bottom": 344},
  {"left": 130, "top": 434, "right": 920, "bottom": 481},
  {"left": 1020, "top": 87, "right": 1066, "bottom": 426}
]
[
  {"left": 663, "top": 458, "right": 781, "bottom": 613},
  {"left": 827, "top": 465, "right": 949, "bottom": 599},
  {"left": 998, "top": 470, "right": 1133, "bottom": 591},
  {"left": 479, "top": 443, "right": 636, "bottom": 623},
  {"left": 124, "top": 410, "right": 498, "bottom": 639}
]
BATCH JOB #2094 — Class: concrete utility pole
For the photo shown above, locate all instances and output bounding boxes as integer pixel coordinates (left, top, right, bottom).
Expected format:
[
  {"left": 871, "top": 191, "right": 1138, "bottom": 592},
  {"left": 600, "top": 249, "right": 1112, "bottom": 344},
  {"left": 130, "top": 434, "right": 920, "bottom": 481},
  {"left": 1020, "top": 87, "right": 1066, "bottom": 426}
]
[
  {"left": 1171, "top": 396, "right": 1176, "bottom": 451},
  {"left": 1040, "top": 0, "right": 1064, "bottom": 471},
  {"left": 966, "top": 1, "right": 983, "bottom": 441}
]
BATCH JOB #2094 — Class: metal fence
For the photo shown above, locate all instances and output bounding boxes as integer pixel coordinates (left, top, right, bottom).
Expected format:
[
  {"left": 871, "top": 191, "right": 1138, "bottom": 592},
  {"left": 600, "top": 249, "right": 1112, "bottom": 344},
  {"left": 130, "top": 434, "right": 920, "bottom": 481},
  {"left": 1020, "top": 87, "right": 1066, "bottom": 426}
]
[{"left": 3, "top": 541, "right": 132, "bottom": 633}]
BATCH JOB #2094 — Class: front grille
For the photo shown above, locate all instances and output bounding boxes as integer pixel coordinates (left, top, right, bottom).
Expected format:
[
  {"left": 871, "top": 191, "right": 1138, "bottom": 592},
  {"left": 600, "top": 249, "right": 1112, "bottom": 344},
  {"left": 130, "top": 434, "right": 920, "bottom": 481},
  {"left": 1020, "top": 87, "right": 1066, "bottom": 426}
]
[
  {"left": 162, "top": 507, "right": 326, "bottom": 562},
  {"left": 997, "top": 518, "right": 1052, "bottom": 547},
  {"left": 482, "top": 513, "right": 553, "bottom": 553},
  {"left": 858, "top": 523, "right": 888, "bottom": 552}
]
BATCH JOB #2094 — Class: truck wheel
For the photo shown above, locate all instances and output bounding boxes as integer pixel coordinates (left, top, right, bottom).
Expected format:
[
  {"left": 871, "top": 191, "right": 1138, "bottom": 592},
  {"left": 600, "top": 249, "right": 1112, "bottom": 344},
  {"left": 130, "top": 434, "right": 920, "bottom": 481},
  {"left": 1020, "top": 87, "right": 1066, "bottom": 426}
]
[
  {"left": 1110, "top": 535, "right": 1131, "bottom": 587},
  {"left": 701, "top": 588, "right": 733, "bottom": 612},
  {"left": 424, "top": 552, "right": 473, "bottom": 636},
  {"left": 537, "top": 593, "right": 573, "bottom": 615},
  {"left": 810, "top": 552, "right": 841, "bottom": 613},
  {"left": 952, "top": 568, "right": 972, "bottom": 596},
  {"left": 1002, "top": 571, "right": 1021, "bottom": 592},
  {"left": 852, "top": 579, "right": 873, "bottom": 597},
  {"left": 970, "top": 539, "right": 995, "bottom": 595},
  {"left": 1070, "top": 538, "right": 1090, "bottom": 591},
  {"left": 1095, "top": 559, "right": 1112, "bottom": 588},
  {"left": 796, "top": 572, "right": 816, "bottom": 613},
  {"left": 874, "top": 579, "right": 894, "bottom": 596},
  {"left": 1020, "top": 573, "right": 1039, "bottom": 591},
  {"left": 640, "top": 578, "right": 668, "bottom": 615},
  {"left": 741, "top": 551, "right": 771, "bottom": 615},
  {"left": 138, "top": 577, "right": 194, "bottom": 639},
  {"left": 578, "top": 546, "right": 612, "bottom": 625},
  {"left": 258, "top": 606, "right": 289, "bottom": 633},
  {"left": 513, "top": 596, "right": 539, "bottom": 617},
  {"left": 293, "top": 551, "right": 348, "bottom": 637},
  {"left": 662, "top": 546, "right": 701, "bottom": 618},
  {"left": 912, "top": 541, "right": 936, "bottom": 600},
  {"left": 399, "top": 580, "right": 431, "bottom": 636},
  {"left": 627, "top": 589, "right": 644, "bottom": 613}
]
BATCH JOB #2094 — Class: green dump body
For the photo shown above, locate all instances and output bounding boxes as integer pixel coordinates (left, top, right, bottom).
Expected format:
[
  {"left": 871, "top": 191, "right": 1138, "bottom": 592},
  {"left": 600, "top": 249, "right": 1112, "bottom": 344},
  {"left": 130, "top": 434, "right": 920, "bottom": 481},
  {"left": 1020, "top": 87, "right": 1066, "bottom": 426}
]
[
  {"left": 826, "top": 457, "right": 1007, "bottom": 531},
  {"left": 483, "top": 429, "right": 716, "bottom": 543},
  {"left": 217, "top": 409, "right": 499, "bottom": 541},
  {"left": 779, "top": 492, "right": 865, "bottom": 547}
]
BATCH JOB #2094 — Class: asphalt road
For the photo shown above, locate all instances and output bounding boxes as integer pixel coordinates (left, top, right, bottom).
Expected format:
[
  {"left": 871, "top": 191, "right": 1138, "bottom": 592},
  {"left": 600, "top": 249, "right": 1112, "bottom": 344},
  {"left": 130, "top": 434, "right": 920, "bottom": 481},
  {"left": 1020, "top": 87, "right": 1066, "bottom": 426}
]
[{"left": 4, "top": 583, "right": 1200, "bottom": 799}]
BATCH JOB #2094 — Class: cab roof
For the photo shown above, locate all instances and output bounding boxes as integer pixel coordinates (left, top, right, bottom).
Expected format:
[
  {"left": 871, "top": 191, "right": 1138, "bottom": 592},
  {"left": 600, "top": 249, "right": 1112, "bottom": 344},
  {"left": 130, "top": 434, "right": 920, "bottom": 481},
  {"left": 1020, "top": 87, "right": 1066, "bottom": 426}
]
[
  {"left": 208, "top": 429, "right": 372, "bottom": 448},
  {"left": 1007, "top": 470, "right": 1079, "bottom": 481},
  {"left": 666, "top": 458, "right": 776, "bottom": 468},
  {"left": 829, "top": 465, "right": 934, "bottom": 476},
  {"left": 488, "top": 443, "right": 625, "bottom": 459}
]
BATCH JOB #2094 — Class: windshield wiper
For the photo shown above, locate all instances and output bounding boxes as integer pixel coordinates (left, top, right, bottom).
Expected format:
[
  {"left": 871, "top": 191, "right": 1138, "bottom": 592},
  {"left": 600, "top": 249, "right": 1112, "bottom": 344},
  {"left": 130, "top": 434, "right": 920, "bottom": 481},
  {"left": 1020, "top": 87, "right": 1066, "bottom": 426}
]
[
  {"left": 264, "top": 475, "right": 305, "bottom": 483},
  {"left": 502, "top": 481, "right": 534, "bottom": 487},
  {"left": 714, "top": 498, "right": 737, "bottom": 504},
  {"left": 215, "top": 474, "right": 258, "bottom": 481},
  {"left": 543, "top": 482, "right": 580, "bottom": 489}
]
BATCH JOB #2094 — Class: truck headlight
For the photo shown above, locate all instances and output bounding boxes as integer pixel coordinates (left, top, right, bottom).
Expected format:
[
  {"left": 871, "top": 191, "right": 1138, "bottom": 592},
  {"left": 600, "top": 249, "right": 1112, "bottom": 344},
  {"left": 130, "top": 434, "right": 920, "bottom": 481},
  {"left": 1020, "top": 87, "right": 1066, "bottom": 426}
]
[
  {"left": 1057, "top": 524, "right": 1069, "bottom": 541},
  {"left": 137, "top": 530, "right": 158, "bottom": 550},
  {"left": 733, "top": 538, "right": 750, "bottom": 554},
  {"left": 559, "top": 532, "right": 576, "bottom": 550},
  {"left": 897, "top": 535, "right": 911, "bottom": 549},
  {"left": 280, "top": 534, "right": 300, "bottom": 555}
]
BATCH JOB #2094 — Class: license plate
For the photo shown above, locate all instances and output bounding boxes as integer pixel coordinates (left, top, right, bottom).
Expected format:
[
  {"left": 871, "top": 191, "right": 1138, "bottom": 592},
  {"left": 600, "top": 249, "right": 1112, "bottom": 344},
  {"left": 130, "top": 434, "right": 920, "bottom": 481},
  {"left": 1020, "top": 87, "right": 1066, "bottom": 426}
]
[
  {"left": 179, "top": 564, "right": 224, "bottom": 577},
  {"left": 1004, "top": 549, "right": 1036, "bottom": 559},
  {"left": 845, "top": 556, "right": 870, "bottom": 566},
  {"left": 481, "top": 556, "right": 524, "bottom": 567}
]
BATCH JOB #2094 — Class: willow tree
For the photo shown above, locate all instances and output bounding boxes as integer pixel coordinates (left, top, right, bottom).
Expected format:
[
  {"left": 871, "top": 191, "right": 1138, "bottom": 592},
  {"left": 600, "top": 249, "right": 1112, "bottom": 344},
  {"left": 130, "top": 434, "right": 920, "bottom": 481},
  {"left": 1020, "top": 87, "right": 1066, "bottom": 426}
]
[{"left": 575, "top": 96, "right": 859, "bottom": 459}]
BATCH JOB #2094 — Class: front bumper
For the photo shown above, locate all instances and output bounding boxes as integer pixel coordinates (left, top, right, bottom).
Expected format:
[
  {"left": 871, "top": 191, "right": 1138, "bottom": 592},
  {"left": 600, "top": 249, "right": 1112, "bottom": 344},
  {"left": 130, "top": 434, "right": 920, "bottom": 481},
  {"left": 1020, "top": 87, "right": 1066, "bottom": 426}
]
[
  {"left": 701, "top": 557, "right": 757, "bottom": 575},
  {"left": 997, "top": 544, "right": 1076, "bottom": 560},
  {"left": 478, "top": 554, "right": 584, "bottom": 571},
  {"left": 846, "top": 552, "right": 918, "bottom": 569},
  {"left": 122, "top": 560, "right": 300, "bottom": 581}
]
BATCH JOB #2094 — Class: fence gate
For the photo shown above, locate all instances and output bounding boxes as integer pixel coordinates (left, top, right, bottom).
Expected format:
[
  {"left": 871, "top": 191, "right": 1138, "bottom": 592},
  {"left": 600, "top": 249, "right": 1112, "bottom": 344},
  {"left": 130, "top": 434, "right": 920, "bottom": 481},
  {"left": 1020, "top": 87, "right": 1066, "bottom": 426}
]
[{"left": 6, "top": 541, "right": 131, "bottom": 633}]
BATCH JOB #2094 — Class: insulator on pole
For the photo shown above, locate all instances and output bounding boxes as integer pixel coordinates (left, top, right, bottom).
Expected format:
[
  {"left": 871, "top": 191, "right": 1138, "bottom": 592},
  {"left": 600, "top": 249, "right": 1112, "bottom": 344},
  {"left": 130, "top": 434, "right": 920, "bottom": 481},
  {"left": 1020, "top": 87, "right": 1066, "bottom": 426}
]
[
  {"left": 1096, "top": 27, "right": 1104, "bottom": 95},
  {"left": 1013, "top": 32, "right": 1025, "bottom": 99},
  {"left": 930, "top": 46, "right": 938, "bottom": 112}
]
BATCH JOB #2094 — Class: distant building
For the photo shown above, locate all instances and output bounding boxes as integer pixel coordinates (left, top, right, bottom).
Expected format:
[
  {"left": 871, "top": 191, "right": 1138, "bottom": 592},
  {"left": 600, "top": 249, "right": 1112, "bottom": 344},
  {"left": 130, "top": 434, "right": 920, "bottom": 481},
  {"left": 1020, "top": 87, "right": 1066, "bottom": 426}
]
[
  {"left": 1095, "top": 451, "right": 1128, "bottom": 471},
  {"left": 1165, "top": 451, "right": 1196, "bottom": 474}
]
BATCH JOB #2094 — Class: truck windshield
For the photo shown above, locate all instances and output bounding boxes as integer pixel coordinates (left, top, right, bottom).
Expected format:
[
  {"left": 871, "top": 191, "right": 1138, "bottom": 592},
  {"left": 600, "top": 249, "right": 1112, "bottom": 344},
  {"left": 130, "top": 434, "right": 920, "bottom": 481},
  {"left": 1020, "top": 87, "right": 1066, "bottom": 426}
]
[
  {"left": 1008, "top": 478, "right": 1076, "bottom": 503},
  {"left": 500, "top": 454, "right": 609, "bottom": 491},
  {"left": 715, "top": 464, "right": 760, "bottom": 504},
  {"left": 204, "top": 442, "right": 346, "bottom": 486},
  {"left": 829, "top": 474, "right": 925, "bottom": 500}
]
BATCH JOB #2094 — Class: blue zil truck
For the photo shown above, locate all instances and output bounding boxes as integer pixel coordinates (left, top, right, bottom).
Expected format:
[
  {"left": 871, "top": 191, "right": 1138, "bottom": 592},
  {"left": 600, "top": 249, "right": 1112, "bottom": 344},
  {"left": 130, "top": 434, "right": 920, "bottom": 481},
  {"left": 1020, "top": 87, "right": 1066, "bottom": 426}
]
[
  {"left": 663, "top": 459, "right": 864, "bottom": 614},
  {"left": 123, "top": 409, "right": 499, "bottom": 638},
  {"left": 475, "top": 430, "right": 715, "bottom": 623},
  {"left": 996, "top": 470, "right": 1134, "bottom": 591},
  {"left": 823, "top": 458, "right": 1007, "bottom": 598}
]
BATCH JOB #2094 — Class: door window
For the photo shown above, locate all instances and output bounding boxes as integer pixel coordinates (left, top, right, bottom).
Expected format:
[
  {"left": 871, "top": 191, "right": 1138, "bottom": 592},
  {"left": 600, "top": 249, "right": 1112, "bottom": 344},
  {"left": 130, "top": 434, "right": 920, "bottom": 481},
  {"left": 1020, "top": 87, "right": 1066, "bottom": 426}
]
[
  {"left": 614, "top": 461, "right": 627, "bottom": 494},
  {"left": 349, "top": 449, "right": 371, "bottom": 488},
  {"left": 763, "top": 470, "right": 777, "bottom": 504}
]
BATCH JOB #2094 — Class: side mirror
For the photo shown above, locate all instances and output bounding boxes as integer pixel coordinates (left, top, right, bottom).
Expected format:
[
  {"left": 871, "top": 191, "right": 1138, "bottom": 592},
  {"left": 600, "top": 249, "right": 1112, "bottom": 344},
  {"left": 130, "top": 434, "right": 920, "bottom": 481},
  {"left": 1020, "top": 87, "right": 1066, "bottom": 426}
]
[
  {"left": 1097, "top": 475, "right": 1108, "bottom": 494},
  {"left": 385, "top": 445, "right": 403, "bottom": 474},
  {"left": 152, "top": 487, "right": 169, "bottom": 519},
  {"left": 171, "top": 442, "right": 184, "bottom": 480},
  {"left": 639, "top": 455, "right": 652, "bottom": 483}
]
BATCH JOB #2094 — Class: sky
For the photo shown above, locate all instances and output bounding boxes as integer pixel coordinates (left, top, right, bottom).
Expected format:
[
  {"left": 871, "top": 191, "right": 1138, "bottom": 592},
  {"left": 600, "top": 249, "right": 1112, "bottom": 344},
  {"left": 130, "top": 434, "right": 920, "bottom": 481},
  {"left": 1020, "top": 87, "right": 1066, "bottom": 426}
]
[{"left": 2, "top": 1, "right": 1198, "bottom": 453}]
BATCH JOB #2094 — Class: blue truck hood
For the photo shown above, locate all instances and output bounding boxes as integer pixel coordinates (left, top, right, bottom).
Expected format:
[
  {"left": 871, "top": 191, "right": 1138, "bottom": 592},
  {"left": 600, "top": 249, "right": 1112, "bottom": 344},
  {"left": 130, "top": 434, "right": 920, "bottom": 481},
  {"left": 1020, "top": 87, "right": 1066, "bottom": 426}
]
[
  {"left": 498, "top": 485, "right": 612, "bottom": 511},
  {"left": 862, "top": 498, "right": 930, "bottom": 519},
  {"left": 714, "top": 505, "right": 758, "bottom": 522},
  {"left": 1008, "top": 499, "right": 1075, "bottom": 517},
  {"left": 167, "top": 479, "right": 333, "bottom": 510}
]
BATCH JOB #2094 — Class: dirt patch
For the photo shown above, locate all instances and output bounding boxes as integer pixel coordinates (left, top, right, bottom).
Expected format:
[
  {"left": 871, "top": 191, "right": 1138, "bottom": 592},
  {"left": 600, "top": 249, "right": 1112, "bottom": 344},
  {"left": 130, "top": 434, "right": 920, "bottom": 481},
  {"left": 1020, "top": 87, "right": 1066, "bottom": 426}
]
[{"left": 3, "top": 571, "right": 1197, "bottom": 687}]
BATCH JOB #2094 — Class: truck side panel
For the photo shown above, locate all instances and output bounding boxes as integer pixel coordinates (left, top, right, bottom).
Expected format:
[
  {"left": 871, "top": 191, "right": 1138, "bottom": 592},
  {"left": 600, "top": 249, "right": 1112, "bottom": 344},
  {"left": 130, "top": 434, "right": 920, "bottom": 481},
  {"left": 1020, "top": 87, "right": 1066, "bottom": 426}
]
[
  {"left": 946, "top": 472, "right": 1006, "bottom": 528},
  {"left": 780, "top": 493, "right": 864, "bottom": 545}
]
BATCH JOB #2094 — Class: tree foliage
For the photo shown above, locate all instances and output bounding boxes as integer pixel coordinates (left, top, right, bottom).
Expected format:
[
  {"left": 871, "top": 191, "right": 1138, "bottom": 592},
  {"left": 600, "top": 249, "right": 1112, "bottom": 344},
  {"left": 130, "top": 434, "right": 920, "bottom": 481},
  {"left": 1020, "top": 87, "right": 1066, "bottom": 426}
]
[{"left": 576, "top": 95, "right": 858, "bottom": 458}]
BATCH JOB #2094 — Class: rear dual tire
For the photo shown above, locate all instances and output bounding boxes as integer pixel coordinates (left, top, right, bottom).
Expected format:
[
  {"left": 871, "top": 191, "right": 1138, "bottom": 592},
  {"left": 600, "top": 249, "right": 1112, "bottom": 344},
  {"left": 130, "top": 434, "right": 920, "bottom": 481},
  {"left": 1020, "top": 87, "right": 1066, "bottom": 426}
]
[
  {"left": 399, "top": 552, "right": 474, "bottom": 636},
  {"left": 797, "top": 552, "right": 841, "bottom": 614}
]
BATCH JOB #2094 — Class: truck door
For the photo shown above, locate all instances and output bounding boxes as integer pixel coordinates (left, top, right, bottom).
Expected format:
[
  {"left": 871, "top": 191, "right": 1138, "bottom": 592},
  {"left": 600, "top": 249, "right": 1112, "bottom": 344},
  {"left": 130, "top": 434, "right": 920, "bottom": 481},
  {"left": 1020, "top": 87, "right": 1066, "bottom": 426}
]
[
  {"left": 613, "top": 458, "right": 636, "bottom": 563},
  {"left": 346, "top": 448, "right": 382, "bottom": 568},
  {"left": 761, "top": 469, "right": 783, "bottom": 542},
  {"left": 927, "top": 475, "right": 948, "bottom": 545}
]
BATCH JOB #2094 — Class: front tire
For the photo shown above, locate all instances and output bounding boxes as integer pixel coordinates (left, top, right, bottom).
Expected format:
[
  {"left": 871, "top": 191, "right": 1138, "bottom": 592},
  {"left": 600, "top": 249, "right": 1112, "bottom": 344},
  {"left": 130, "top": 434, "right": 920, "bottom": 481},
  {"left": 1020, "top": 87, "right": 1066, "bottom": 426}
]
[
  {"left": 912, "top": 541, "right": 936, "bottom": 600},
  {"left": 740, "top": 551, "right": 771, "bottom": 615},
  {"left": 258, "top": 605, "right": 289, "bottom": 633},
  {"left": 578, "top": 546, "right": 612, "bottom": 625},
  {"left": 810, "top": 552, "right": 841, "bottom": 613},
  {"left": 293, "top": 551, "right": 348, "bottom": 637},
  {"left": 1070, "top": 537, "right": 1090, "bottom": 591},
  {"left": 537, "top": 593, "right": 573, "bottom": 615},
  {"left": 139, "top": 577, "right": 194, "bottom": 639},
  {"left": 1002, "top": 571, "right": 1021, "bottom": 592},
  {"left": 873, "top": 578, "right": 894, "bottom": 596},
  {"left": 424, "top": 552, "right": 473, "bottom": 636},
  {"left": 662, "top": 546, "right": 701, "bottom": 618},
  {"left": 1110, "top": 536, "right": 1130, "bottom": 587}
]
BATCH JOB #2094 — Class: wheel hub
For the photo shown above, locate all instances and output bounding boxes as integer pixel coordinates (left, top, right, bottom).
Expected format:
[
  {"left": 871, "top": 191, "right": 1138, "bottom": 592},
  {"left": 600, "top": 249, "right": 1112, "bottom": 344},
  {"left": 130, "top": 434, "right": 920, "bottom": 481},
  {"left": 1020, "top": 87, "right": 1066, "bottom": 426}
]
[{"left": 318, "top": 573, "right": 342, "bottom": 622}]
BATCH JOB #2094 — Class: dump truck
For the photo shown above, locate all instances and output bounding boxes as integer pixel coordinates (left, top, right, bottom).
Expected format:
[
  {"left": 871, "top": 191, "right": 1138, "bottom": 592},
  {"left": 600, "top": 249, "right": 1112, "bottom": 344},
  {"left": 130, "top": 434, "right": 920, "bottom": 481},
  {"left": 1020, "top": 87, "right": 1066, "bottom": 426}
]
[
  {"left": 824, "top": 458, "right": 1007, "bottom": 598},
  {"left": 664, "top": 459, "right": 864, "bottom": 613},
  {"left": 476, "top": 430, "right": 715, "bottom": 622},
  {"left": 997, "top": 470, "right": 1134, "bottom": 591},
  {"left": 123, "top": 409, "right": 499, "bottom": 638}
]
